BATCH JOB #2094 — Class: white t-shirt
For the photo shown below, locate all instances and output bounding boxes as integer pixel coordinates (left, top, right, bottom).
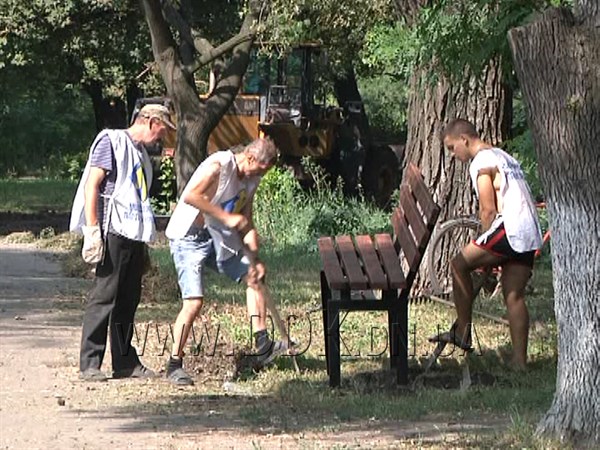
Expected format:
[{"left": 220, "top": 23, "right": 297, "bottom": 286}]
[
  {"left": 469, "top": 148, "right": 542, "bottom": 253},
  {"left": 166, "top": 150, "right": 260, "bottom": 260}
]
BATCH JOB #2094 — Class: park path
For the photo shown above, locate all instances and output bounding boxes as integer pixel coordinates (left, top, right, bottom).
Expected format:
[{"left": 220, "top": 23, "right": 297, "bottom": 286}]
[{"left": 0, "top": 244, "right": 175, "bottom": 449}]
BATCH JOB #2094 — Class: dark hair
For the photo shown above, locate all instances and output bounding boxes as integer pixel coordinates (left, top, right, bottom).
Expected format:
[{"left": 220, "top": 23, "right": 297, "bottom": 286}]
[{"left": 442, "top": 119, "right": 479, "bottom": 139}]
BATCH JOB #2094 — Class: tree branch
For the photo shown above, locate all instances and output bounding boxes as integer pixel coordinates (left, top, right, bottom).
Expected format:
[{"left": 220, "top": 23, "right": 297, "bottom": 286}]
[
  {"left": 140, "top": 0, "right": 191, "bottom": 104},
  {"left": 183, "top": 32, "right": 254, "bottom": 75},
  {"left": 202, "top": 0, "right": 262, "bottom": 123},
  {"left": 160, "top": 0, "right": 215, "bottom": 56}
]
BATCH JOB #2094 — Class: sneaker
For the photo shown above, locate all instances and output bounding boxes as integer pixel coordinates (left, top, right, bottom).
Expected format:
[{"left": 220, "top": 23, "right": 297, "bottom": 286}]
[
  {"left": 167, "top": 367, "right": 194, "bottom": 386},
  {"left": 255, "top": 339, "right": 288, "bottom": 368},
  {"left": 112, "top": 365, "right": 157, "bottom": 379},
  {"left": 79, "top": 368, "right": 108, "bottom": 382}
]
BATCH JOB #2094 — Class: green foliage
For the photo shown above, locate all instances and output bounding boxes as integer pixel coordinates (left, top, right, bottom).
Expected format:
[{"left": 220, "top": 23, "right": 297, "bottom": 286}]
[
  {"left": 43, "top": 151, "right": 88, "bottom": 181},
  {"left": 0, "top": 0, "right": 154, "bottom": 177},
  {"left": 0, "top": 88, "right": 94, "bottom": 177},
  {"left": 505, "top": 130, "right": 543, "bottom": 200},
  {"left": 0, "top": 0, "right": 151, "bottom": 95},
  {"left": 361, "top": 22, "right": 417, "bottom": 81},
  {"left": 253, "top": 166, "right": 305, "bottom": 248},
  {"left": 150, "top": 155, "right": 177, "bottom": 215},
  {"left": 360, "top": 0, "right": 573, "bottom": 83},
  {"left": 358, "top": 74, "right": 408, "bottom": 140},
  {"left": 504, "top": 94, "right": 543, "bottom": 199},
  {"left": 259, "top": 0, "right": 392, "bottom": 72},
  {"left": 253, "top": 160, "right": 389, "bottom": 252}
]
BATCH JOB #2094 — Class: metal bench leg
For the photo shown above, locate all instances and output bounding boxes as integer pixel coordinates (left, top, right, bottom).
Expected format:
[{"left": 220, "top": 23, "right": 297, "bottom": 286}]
[
  {"left": 327, "top": 302, "right": 341, "bottom": 387},
  {"left": 384, "top": 290, "right": 399, "bottom": 370},
  {"left": 397, "top": 294, "right": 409, "bottom": 385},
  {"left": 320, "top": 271, "right": 330, "bottom": 375}
]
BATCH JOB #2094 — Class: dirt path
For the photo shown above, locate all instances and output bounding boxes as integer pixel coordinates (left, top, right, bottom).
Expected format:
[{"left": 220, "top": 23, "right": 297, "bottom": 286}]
[
  {"left": 0, "top": 244, "right": 506, "bottom": 449},
  {"left": 0, "top": 244, "right": 171, "bottom": 449}
]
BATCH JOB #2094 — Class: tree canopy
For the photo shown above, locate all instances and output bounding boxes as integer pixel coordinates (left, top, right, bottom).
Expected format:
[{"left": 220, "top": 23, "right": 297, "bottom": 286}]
[{"left": 0, "top": 0, "right": 153, "bottom": 96}]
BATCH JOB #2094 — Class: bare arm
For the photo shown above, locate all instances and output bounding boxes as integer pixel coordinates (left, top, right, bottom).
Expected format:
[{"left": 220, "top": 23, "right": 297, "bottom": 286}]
[
  {"left": 183, "top": 162, "right": 248, "bottom": 231},
  {"left": 241, "top": 199, "right": 259, "bottom": 257},
  {"left": 84, "top": 167, "right": 107, "bottom": 226},
  {"left": 476, "top": 169, "right": 498, "bottom": 231},
  {"left": 240, "top": 197, "right": 267, "bottom": 280}
]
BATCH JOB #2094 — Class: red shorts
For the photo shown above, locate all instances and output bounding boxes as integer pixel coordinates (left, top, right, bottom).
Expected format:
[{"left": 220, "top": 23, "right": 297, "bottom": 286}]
[{"left": 473, "top": 220, "right": 535, "bottom": 268}]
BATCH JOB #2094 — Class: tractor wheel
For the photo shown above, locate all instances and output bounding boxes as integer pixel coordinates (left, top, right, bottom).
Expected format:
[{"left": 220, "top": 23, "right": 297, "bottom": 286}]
[{"left": 361, "top": 146, "right": 400, "bottom": 208}]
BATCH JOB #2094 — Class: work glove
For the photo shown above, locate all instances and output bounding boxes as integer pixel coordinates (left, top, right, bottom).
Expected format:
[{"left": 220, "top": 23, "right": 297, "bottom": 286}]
[{"left": 81, "top": 225, "right": 104, "bottom": 264}]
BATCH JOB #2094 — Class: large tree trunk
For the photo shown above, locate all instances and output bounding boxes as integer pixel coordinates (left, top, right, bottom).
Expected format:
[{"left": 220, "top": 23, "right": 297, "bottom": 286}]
[
  {"left": 140, "top": 0, "right": 258, "bottom": 195},
  {"left": 404, "top": 57, "right": 511, "bottom": 293},
  {"left": 84, "top": 80, "right": 128, "bottom": 131},
  {"left": 508, "top": 7, "right": 600, "bottom": 446}
]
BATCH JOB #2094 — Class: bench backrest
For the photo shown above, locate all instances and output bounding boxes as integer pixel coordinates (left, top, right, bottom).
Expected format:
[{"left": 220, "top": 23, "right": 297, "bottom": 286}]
[
  {"left": 392, "top": 163, "right": 440, "bottom": 282},
  {"left": 317, "top": 163, "right": 439, "bottom": 293}
]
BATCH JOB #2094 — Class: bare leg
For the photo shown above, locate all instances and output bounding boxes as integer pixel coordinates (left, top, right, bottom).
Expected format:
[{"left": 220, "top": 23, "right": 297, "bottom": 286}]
[
  {"left": 500, "top": 263, "right": 531, "bottom": 369},
  {"left": 451, "top": 244, "right": 504, "bottom": 339},
  {"left": 247, "top": 284, "right": 268, "bottom": 332},
  {"left": 171, "top": 298, "right": 203, "bottom": 357},
  {"left": 244, "top": 264, "right": 268, "bottom": 333}
]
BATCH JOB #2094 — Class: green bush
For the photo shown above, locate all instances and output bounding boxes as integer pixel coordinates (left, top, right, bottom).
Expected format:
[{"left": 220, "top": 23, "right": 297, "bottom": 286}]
[
  {"left": 43, "top": 151, "right": 88, "bottom": 181},
  {"left": 253, "top": 166, "right": 309, "bottom": 248},
  {"left": 253, "top": 160, "right": 390, "bottom": 252},
  {"left": 150, "top": 155, "right": 177, "bottom": 214},
  {"left": 0, "top": 87, "right": 94, "bottom": 177},
  {"left": 358, "top": 75, "right": 408, "bottom": 140}
]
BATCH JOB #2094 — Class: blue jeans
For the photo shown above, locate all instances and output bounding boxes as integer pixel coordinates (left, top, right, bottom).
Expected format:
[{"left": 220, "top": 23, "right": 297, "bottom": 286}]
[{"left": 170, "top": 228, "right": 249, "bottom": 299}]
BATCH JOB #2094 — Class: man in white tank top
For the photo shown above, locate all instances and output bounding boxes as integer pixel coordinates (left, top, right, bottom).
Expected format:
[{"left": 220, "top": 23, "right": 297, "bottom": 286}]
[
  {"left": 164, "top": 138, "right": 284, "bottom": 385},
  {"left": 430, "top": 119, "right": 542, "bottom": 369}
]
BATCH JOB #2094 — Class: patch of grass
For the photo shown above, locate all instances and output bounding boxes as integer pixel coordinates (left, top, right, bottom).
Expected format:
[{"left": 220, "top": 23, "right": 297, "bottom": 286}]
[
  {"left": 132, "top": 243, "right": 557, "bottom": 433},
  {"left": 0, "top": 178, "right": 77, "bottom": 213}
]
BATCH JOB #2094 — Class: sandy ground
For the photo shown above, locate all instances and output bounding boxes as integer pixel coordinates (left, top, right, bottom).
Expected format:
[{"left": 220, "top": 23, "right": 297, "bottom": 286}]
[{"left": 0, "top": 244, "right": 507, "bottom": 449}]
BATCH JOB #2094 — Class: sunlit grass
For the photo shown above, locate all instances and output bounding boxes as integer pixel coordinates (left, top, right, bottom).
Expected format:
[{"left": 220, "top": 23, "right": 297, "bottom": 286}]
[
  {"left": 0, "top": 178, "right": 77, "bottom": 213},
  {"left": 124, "top": 237, "right": 559, "bottom": 447}
]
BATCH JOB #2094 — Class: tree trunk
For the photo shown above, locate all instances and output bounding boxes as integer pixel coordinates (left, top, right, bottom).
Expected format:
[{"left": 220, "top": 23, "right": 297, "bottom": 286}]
[
  {"left": 333, "top": 67, "right": 371, "bottom": 141},
  {"left": 126, "top": 83, "right": 143, "bottom": 124},
  {"left": 404, "top": 57, "right": 511, "bottom": 293},
  {"left": 84, "top": 80, "right": 128, "bottom": 131},
  {"left": 508, "top": 8, "right": 600, "bottom": 445},
  {"left": 141, "top": 0, "right": 259, "bottom": 195}
]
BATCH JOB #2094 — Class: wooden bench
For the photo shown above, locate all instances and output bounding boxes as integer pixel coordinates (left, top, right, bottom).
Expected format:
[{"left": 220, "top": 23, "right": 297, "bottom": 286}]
[{"left": 318, "top": 163, "right": 440, "bottom": 386}]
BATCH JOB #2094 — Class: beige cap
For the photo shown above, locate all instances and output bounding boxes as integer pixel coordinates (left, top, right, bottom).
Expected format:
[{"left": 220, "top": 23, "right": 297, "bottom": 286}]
[{"left": 138, "top": 104, "right": 176, "bottom": 130}]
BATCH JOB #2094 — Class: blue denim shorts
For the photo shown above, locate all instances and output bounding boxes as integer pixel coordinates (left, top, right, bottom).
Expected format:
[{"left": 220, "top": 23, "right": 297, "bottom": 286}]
[{"left": 169, "top": 228, "right": 250, "bottom": 299}]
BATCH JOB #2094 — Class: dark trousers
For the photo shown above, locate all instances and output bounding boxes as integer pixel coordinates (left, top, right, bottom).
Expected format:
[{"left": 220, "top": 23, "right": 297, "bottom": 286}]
[{"left": 80, "top": 232, "right": 144, "bottom": 372}]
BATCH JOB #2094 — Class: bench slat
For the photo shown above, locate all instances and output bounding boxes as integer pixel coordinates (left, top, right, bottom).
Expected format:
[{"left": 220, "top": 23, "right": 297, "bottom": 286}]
[
  {"left": 335, "top": 236, "right": 368, "bottom": 289},
  {"left": 374, "top": 234, "right": 406, "bottom": 289},
  {"left": 355, "top": 235, "right": 389, "bottom": 289},
  {"left": 406, "top": 163, "right": 438, "bottom": 223},
  {"left": 318, "top": 237, "right": 347, "bottom": 290},
  {"left": 393, "top": 209, "right": 420, "bottom": 270},
  {"left": 400, "top": 185, "right": 428, "bottom": 246}
]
